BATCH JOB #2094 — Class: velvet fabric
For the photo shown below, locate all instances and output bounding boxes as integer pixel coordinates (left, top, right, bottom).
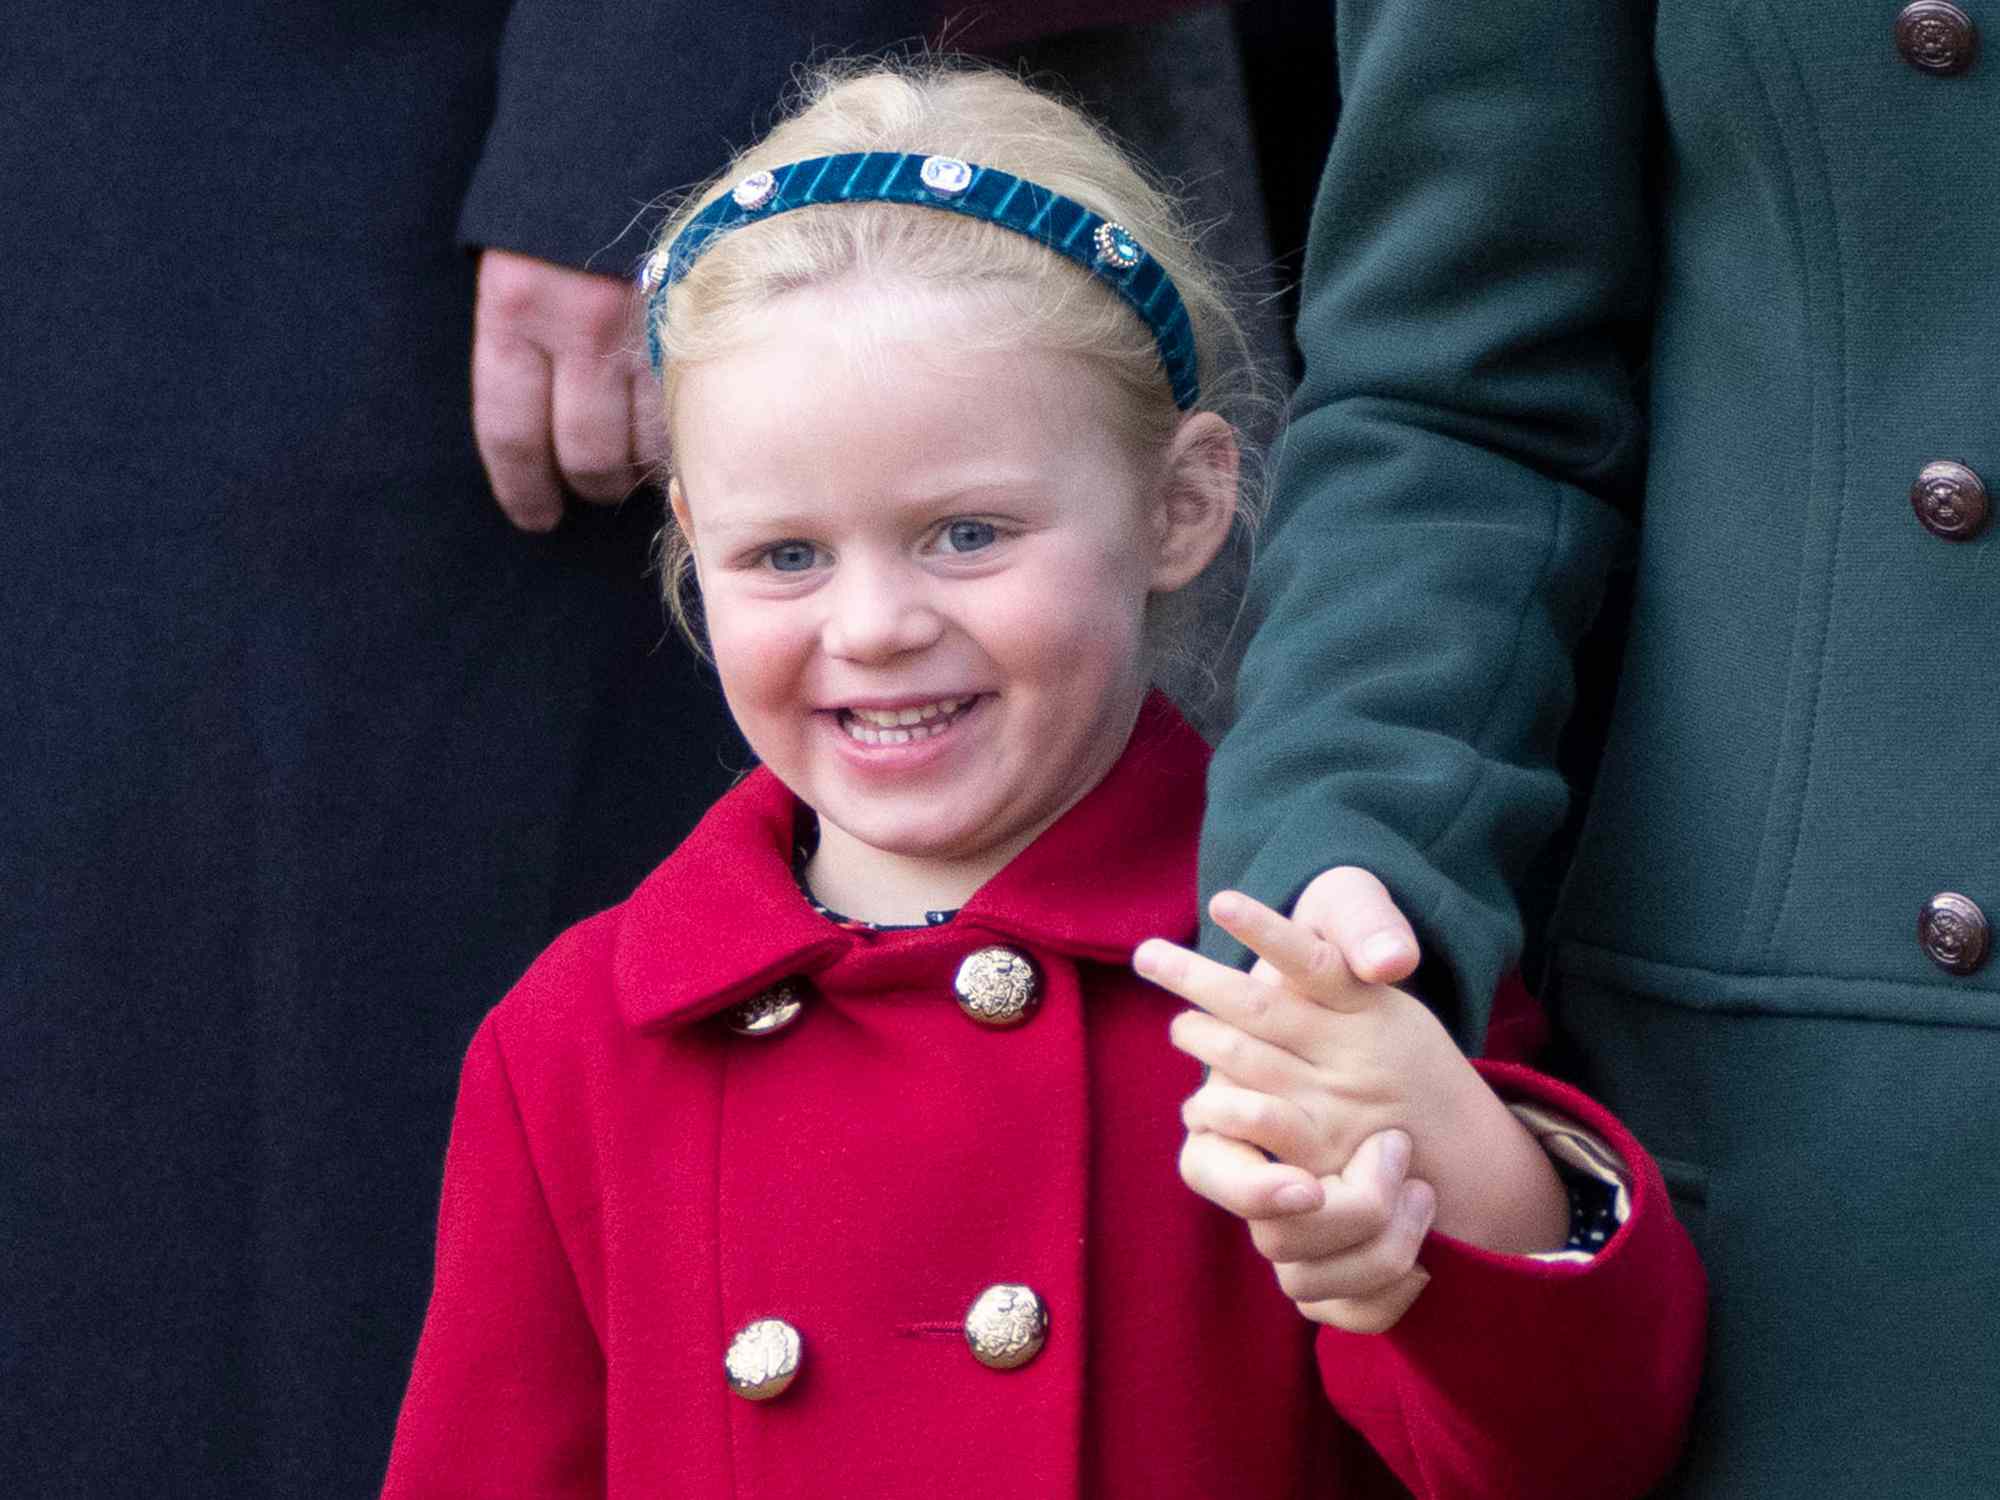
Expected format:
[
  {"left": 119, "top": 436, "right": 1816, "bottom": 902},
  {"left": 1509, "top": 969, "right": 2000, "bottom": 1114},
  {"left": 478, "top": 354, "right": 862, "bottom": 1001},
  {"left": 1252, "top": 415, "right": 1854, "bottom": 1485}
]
[{"left": 385, "top": 698, "right": 1704, "bottom": 1497}]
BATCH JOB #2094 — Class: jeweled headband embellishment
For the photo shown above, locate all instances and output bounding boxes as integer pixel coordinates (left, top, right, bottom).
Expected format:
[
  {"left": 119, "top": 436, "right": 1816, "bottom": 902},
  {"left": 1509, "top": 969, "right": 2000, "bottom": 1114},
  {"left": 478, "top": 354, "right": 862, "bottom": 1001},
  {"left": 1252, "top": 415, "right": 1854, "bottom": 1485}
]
[
  {"left": 642, "top": 151, "right": 1199, "bottom": 408},
  {"left": 639, "top": 243, "right": 673, "bottom": 296},
  {"left": 1093, "top": 222, "right": 1142, "bottom": 271},
  {"left": 731, "top": 170, "right": 778, "bottom": 210},
  {"left": 918, "top": 154, "right": 974, "bottom": 196}
]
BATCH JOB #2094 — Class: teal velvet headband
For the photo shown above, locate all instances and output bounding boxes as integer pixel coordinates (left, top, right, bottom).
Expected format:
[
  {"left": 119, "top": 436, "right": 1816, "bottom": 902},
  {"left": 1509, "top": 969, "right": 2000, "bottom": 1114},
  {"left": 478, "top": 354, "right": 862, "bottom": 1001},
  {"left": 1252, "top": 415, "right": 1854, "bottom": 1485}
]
[{"left": 641, "top": 151, "right": 1200, "bottom": 409}]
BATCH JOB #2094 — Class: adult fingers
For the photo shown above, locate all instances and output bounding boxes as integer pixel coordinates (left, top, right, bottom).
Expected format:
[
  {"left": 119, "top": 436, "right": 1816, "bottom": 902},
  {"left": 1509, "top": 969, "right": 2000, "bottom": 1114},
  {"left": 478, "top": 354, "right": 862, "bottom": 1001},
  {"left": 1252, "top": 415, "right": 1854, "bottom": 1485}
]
[
  {"left": 1178, "top": 1129, "right": 1324, "bottom": 1219},
  {"left": 550, "top": 344, "right": 639, "bottom": 503},
  {"left": 472, "top": 249, "right": 655, "bottom": 527},
  {"left": 472, "top": 321, "right": 562, "bottom": 532},
  {"left": 631, "top": 367, "right": 668, "bottom": 476},
  {"left": 1292, "top": 867, "right": 1421, "bottom": 986}
]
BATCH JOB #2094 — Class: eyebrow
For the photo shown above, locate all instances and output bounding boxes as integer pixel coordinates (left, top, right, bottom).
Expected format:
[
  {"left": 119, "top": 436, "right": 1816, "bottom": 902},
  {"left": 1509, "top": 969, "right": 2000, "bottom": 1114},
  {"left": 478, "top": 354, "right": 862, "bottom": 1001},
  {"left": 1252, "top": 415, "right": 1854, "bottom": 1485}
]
[{"left": 693, "top": 475, "right": 1051, "bottom": 533}]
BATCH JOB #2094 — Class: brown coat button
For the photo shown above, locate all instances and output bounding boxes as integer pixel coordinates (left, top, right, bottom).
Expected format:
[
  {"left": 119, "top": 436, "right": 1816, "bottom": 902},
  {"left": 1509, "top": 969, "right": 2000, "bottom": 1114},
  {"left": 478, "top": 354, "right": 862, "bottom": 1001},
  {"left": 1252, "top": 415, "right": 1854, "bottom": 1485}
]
[
  {"left": 1910, "top": 460, "right": 1990, "bottom": 540},
  {"left": 1919, "top": 892, "right": 1990, "bottom": 975},
  {"left": 1896, "top": 2, "right": 1979, "bottom": 74}
]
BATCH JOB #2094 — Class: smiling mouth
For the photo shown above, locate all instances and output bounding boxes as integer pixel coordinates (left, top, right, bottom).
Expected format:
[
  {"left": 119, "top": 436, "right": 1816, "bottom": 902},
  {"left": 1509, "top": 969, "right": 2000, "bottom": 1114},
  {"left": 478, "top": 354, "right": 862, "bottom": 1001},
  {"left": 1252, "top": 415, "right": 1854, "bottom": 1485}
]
[{"left": 837, "top": 696, "right": 977, "bottom": 746}]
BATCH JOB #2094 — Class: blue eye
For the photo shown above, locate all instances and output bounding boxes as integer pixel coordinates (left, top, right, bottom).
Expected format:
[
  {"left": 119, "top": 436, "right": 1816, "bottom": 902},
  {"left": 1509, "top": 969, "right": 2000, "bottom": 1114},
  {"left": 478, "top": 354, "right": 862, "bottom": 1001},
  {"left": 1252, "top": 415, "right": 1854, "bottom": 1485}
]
[
  {"left": 942, "top": 519, "right": 997, "bottom": 553},
  {"left": 765, "top": 541, "right": 819, "bottom": 573}
]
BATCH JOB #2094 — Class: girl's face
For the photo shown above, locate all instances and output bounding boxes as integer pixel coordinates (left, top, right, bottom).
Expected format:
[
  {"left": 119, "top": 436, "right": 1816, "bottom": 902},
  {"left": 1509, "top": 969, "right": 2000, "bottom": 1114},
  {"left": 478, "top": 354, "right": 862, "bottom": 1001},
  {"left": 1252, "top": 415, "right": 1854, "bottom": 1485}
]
[{"left": 671, "top": 280, "right": 1216, "bottom": 909}]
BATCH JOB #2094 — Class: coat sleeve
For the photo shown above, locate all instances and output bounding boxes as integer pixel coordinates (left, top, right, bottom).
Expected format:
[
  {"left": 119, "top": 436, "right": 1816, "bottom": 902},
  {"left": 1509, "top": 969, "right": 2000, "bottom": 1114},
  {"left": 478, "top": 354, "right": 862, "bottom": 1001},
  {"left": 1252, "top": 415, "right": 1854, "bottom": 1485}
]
[
  {"left": 382, "top": 1018, "right": 607, "bottom": 1499},
  {"left": 1317, "top": 1063, "right": 1706, "bottom": 1498},
  {"left": 1198, "top": 0, "right": 1655, "bottom": 1044},
  {"left": 456, "top": 0, "right": 933, "bottom": 274}
]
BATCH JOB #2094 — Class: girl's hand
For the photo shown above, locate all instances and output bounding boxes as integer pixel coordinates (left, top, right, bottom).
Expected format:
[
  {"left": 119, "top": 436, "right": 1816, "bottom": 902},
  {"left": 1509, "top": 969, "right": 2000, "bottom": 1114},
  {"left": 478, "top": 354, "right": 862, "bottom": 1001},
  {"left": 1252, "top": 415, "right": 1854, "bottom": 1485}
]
[
  {"left": 1135, "top": 878, "right": 1569, "bottom": 1258},
  {"left": 1136, "top": 888, "right": 1477, "bottom": 1186},
  {"left": 1177, "top": 1123, "right": 1435, "bottom": 1334}
]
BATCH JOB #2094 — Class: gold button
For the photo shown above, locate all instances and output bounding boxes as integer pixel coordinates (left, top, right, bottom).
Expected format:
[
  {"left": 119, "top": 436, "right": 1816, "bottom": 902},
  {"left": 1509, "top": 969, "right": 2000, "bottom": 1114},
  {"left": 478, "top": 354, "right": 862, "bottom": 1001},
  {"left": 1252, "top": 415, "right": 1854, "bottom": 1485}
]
[
  {"left": 727, "top": 978, "right": 807, "bottom": 1037},
  {"left": 963, "top": 1284, "right": 1048, "bottom": 1370},
  {"left": 725, "top": 1318, "right": 801, "bottom": 1400},
  {"left": 953, "top": 947, "right": 1039, "bottom": 1027}
]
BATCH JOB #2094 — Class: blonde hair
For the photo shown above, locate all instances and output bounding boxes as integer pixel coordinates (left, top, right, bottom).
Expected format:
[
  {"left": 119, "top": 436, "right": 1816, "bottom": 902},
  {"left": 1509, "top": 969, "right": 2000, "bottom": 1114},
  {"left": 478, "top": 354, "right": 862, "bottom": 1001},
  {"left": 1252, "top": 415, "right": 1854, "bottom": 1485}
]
[{"left": 646, "top": 57, "right": 1268, "bottom": 699}]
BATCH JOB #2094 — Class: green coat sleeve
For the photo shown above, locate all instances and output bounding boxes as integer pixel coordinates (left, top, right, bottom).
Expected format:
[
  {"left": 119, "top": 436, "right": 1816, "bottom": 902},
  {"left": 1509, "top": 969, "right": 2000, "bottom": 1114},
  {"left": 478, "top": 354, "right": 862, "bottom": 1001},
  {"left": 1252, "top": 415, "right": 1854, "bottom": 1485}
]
[{"left": 1201, "top": 0, "right": 1654, "bottom": 1045}]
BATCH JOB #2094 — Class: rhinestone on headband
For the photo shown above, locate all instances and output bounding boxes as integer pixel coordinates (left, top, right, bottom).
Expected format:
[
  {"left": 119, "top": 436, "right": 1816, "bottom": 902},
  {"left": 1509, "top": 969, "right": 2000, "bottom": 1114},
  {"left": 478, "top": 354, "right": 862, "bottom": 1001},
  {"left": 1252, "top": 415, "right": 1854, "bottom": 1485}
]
[
  {"left": 918, "top": 155, "right": 974, "bottom": 196},
  {"left": 1093, "top": 222, "right": 1143, "bottom": 271},
  {"left": 732, "top": 170, "right": 778, "bottom": 210},
  {"left": 641, "top": 151, "right": 1200, "bottom": 408},
  {"left": 640, "top": 243, "right": 673, "bottom": 295}
]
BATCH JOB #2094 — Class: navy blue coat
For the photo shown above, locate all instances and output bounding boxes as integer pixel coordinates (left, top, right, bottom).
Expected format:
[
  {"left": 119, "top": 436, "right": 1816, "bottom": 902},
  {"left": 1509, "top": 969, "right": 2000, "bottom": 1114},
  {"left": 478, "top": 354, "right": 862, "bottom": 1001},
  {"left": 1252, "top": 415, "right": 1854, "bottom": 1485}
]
[{"left": 0, "top": 5, "right": 927, "bottom": 1494}]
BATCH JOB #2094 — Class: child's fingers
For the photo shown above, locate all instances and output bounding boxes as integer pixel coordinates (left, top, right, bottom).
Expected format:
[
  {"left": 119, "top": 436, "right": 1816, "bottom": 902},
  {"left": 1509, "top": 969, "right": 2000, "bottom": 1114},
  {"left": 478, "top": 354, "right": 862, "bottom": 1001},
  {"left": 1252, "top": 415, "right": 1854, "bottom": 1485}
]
[
  {"left": 1178, "top": 1129, "right": 1325, "bottom": 1219},
  {"left": 1168, "top": 1009, "right": 1319, "bottom": 1100},
  {"left": 1207, "top": 890, "right": 1380, "bottom": 1016},
  {"left": 1246, "top": 1128, "right": 1411, "bottom": 1263},
  {"left": 1270, "top": 1177, "right": 1436, "bottom": 1307},
  {"left": 1136, "top": 938, "right": 1321, "bottom": 1056},
  {"left": 1181, "top": 1077, "right": 1328, "bottom": 1168},
  {"left": 1297, "top": 1267, "right": 1433, "bottom": 1336}
]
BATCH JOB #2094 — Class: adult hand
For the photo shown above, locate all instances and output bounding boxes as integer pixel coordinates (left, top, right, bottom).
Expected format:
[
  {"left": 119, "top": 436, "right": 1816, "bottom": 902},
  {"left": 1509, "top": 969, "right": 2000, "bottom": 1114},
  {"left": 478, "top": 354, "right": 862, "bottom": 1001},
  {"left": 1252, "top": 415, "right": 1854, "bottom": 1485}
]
[
  {"left": 1287, "top": 866, "right": 1422, "bottom": 987},
  {"left": 471, "top": 248, "right": 665, "bottom": 531}
]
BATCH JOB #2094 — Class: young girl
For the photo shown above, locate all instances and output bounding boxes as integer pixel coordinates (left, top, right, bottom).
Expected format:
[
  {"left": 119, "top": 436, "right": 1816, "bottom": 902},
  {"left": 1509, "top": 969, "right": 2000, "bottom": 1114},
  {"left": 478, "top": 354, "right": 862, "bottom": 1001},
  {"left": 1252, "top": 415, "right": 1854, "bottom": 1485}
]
[{"left": 383, "top": 61, "right": 1703, "bottom": 1499}]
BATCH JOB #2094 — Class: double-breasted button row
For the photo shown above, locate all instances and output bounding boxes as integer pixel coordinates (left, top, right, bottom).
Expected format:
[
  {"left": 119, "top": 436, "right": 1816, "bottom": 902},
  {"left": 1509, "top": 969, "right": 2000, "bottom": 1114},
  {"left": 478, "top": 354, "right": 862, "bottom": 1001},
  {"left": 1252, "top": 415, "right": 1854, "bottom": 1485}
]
[
  {"left": 724, "top": 1284, "right": 1047, "bottom": 1400},
  {"left": 1897, "top": 2, "right": 1979, "bottom": 75},
  {"left": 726, "top": 947, "right": 1043, "bottom": 1036},
  {"left": 1919, "top": 892, "right": 1990, "bottom": 975}
]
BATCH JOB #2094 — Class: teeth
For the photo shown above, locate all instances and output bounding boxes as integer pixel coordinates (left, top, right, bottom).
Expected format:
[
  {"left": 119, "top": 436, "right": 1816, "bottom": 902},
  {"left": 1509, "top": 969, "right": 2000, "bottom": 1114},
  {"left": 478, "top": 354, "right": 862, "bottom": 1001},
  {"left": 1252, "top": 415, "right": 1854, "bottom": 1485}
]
[
  {"left": 839, "top": 697, "right": 971, "bottom": 745},
  {"left": 847, "top": 697, "right": 963, "bottom": 729}
]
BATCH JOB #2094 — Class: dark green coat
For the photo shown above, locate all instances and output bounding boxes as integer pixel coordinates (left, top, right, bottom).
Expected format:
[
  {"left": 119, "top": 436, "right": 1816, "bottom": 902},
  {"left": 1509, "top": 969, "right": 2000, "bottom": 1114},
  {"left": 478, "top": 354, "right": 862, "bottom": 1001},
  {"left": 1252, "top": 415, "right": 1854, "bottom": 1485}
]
[{"left": 1204, "top": 0, "right": 2000, "bottom": 1492}]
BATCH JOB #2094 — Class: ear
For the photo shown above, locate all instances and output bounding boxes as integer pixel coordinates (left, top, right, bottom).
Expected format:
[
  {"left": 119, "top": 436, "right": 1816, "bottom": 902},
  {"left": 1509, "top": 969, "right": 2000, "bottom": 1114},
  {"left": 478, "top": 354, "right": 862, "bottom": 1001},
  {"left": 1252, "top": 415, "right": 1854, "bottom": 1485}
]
[
  {"left": 1148, "top": 411, "right": 1239, "bottom": 593},
  {"left": 667, "top": 475, "right": 706, "bottom": 595}
]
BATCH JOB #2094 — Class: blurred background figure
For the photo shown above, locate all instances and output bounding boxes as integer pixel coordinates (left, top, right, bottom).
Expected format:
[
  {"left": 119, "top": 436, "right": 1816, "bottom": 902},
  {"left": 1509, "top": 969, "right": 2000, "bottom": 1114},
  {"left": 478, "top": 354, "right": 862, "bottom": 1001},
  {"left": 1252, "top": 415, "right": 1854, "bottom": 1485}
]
[{"left": 0, "top": 3, "right": 1330, "bottom": 1494}]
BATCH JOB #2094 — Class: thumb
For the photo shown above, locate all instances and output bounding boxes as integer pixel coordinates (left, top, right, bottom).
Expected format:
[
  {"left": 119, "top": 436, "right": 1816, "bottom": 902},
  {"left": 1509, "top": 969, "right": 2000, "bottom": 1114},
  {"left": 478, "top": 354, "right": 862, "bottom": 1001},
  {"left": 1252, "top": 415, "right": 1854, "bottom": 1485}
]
[{"left": 1292, "top": 867, "right": 1421, "bottom": 986}]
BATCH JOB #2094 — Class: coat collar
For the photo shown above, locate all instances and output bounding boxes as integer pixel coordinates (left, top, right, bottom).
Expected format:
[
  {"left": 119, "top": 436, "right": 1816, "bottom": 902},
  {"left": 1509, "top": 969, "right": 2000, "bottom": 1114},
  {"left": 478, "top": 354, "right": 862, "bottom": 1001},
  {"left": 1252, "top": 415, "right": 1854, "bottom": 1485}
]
[{"left": 611, "top": 692, "right": 1209, "bottom": 1030}]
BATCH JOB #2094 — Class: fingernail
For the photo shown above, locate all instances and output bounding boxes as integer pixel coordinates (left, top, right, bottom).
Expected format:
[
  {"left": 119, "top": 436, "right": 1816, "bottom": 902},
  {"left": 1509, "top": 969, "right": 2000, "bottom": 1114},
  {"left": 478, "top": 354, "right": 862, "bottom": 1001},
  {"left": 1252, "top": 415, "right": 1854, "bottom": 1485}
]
[
  {"left": 1275, "top": 1181, "right": 1321, "bottom": 1214},
  {"left": 1361, "top": 932, "right": 1413, "bottom": 974},
  {"left": 1397, "top": 1180, "right": 1435, "bottom": 1234},
  {"left": 1379, "top": 1129, "right": 1412, "bottom": 1176}
]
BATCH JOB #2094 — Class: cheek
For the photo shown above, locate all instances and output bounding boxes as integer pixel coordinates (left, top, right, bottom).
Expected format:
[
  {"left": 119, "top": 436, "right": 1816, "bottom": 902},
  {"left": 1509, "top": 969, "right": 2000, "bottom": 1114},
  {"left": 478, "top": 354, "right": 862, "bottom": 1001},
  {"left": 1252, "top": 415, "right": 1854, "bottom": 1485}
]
[
  {"left": 702, "top": 595, "right": 804, "bottom": 705},
  {"left": 987, "top": 569, "right": 1149, "bottom": 689}
]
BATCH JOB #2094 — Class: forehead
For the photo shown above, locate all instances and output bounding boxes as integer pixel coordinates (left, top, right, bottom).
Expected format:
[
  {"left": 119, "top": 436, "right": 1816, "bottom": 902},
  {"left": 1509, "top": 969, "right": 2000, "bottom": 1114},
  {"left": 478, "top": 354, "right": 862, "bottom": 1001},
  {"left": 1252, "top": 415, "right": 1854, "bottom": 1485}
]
[{"left": 670, "top": 281, "right": 1140, "bottom": 515}]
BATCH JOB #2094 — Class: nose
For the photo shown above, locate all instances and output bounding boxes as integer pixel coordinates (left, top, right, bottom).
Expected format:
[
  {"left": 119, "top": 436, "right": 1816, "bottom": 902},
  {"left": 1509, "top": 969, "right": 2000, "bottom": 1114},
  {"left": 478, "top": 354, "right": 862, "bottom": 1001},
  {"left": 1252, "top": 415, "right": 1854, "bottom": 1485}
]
[{"left": 819, "top": 558, "right": 944, "bottom": 662}]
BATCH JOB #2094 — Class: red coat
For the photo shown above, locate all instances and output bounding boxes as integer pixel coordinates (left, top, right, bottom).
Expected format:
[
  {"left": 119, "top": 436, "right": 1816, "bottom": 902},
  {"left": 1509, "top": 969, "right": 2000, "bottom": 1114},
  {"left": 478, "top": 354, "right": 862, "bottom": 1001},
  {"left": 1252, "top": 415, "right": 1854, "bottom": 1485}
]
[{"left": 383, "top": 699, "right": 1703, "bottom": 1498}]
